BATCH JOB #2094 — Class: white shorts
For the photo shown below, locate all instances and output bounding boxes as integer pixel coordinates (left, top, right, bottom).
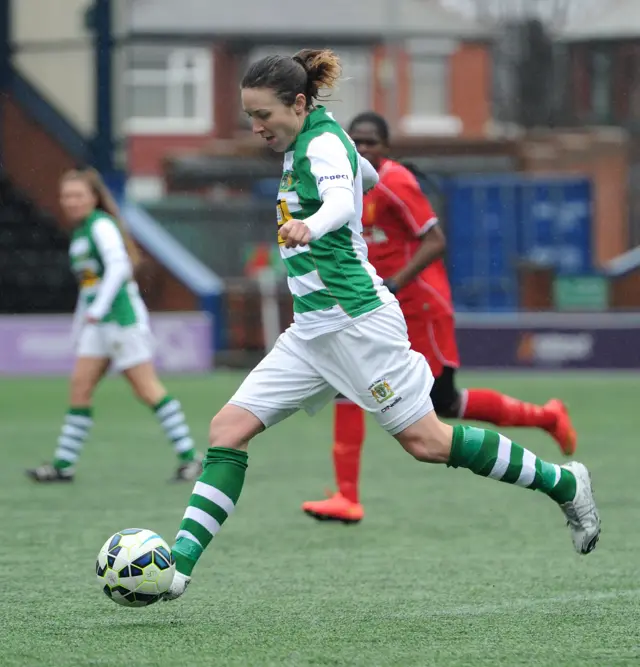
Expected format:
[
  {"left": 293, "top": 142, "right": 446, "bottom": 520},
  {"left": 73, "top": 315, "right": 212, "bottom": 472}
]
[
  {"left": 230, "top": 302, "right": 435, "bottom": 435},
  {"left": 76, "top": 323, "right": 155, "bottom": 372}
]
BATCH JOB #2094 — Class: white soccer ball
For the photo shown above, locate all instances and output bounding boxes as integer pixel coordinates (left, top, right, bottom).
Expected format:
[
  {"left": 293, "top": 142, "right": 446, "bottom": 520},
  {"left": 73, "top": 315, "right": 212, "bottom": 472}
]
[{"left": 96, "top": 528, "right": 175, "bottom": 607}]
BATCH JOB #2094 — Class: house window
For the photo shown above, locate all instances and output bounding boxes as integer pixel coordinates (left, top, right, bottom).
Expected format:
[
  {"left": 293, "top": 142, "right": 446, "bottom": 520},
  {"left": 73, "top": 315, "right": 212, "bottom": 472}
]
[
  {"left": 401, "top": 38, "right": 461, "bottom": 136},
  {"left": 125, "top": 46, "right": 213, "bottom": 134},
  {"left": 409, "top": 56, "right": 448, "bottom": 117},
  {"left": 620, "top": 46, "right": 640, "bottom": 123},
  {"left": 589, "top": 48, "right": 613, "bottom": 123}
]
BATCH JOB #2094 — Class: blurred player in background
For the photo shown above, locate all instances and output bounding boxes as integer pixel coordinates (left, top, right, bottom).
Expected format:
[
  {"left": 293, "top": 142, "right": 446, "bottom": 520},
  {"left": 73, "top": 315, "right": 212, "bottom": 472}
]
[
  {"left": 302, "top": 112, "right": 577, "bottom": 523},
  {"left": 27, "top": 168, "right": 203, "bottom": 483}
]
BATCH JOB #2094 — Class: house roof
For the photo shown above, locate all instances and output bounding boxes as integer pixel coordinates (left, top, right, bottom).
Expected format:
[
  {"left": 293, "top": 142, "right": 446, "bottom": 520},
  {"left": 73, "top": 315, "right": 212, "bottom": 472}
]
[
  {"left": 561, "top": 0, "right": 640, "bottom": 41},
  {"left": 438, "top": 0, "right": 638, "bottom": 42},
  {"left": 127, "top": 0, "right": 493, "bottom": 42}
]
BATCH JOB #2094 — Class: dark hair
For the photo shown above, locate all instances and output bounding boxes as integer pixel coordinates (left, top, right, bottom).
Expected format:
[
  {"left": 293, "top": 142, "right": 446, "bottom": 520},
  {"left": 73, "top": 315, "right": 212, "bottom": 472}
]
[
  {"left": 348, "top": 111, "right": 390, "bottom": 144},
  {"left": 241, "top": 48, "right": 341, "bottom": 107}
]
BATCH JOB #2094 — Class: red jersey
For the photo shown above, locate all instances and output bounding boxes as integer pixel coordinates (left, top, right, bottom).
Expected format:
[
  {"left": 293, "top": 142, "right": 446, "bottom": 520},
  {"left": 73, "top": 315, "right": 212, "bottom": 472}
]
[{"left": 361, "top": 158, "right": 453, "bottom": 317}]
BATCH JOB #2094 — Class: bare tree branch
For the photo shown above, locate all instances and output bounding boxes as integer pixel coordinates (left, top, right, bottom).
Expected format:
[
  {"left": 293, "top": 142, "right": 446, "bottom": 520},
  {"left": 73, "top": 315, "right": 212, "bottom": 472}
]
[{"left": 432, "top": 0, "right": 610, "bottom": 128}]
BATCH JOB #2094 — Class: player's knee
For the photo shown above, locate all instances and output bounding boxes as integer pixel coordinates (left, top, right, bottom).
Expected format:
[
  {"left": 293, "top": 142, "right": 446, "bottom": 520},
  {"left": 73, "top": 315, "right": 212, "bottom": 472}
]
[
  {"left": 395, "top": 412, "right": 453, "bottom": 464},
  {"left": 209, "top": 404, "right": 265, "bottom": 450}
]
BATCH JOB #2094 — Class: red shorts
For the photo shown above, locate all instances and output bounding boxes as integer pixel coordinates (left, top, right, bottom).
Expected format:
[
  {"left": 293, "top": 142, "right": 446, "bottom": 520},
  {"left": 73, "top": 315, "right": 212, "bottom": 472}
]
[{"left": 403, "top": 310, "right": 460, "bottom": 378}]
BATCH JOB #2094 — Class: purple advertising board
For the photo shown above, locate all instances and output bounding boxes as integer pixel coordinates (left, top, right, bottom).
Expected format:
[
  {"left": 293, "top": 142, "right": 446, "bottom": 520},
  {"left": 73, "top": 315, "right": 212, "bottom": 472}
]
[
  {"left": 0, "top": 313, "right": 213, "bottom": 376},
  {"left": 455, "top": 313, "right": 640, "bottom": 370}
]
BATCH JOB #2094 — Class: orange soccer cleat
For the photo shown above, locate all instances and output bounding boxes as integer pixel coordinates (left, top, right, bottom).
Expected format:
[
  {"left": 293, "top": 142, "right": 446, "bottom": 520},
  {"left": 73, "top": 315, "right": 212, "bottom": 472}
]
[
  {"left": 302, "top": 492, "right": 364, "bottom": 524},
  {"left": 544, "top": 399, "right": 577, "bottom": 456}
]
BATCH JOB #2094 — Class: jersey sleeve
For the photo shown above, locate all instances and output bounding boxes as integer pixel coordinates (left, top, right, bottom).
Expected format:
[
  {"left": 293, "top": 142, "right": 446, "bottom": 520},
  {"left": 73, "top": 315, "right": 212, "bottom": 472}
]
[
  {"left": 87, "top": 217, "right": 133, "bottom": 319},
  {"left": 92, "top": 217, "right": 130, "bottom": 265},
  {"left": 303, "top": 132, "right": 356, "bottom": 200},
  {"left": 358, "top": 154, "right": 379, "bottom": 193},
  {"left": 378, "top": 168, "right": 438, "bottom": 237}
]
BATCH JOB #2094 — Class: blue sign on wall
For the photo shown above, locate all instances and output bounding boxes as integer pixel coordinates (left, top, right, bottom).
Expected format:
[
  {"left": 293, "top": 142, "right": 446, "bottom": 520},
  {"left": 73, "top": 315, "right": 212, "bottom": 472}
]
[{"left": 444, "top": 175, "right": 593, "bottom": 312}]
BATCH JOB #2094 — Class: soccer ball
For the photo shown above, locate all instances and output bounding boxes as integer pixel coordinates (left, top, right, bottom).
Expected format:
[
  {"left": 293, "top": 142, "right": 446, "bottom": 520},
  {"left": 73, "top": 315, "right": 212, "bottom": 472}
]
[{"left": 96, "top": 528, "right": 175, "bottom": 607}]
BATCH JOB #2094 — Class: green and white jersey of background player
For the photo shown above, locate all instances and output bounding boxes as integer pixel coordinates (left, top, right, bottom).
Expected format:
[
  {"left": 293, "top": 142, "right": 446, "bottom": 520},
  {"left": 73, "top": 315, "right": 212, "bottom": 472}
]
[
  {"left": 277, "top": 106, "right": 394, "bottom": 339},
  {"left": 70, "top": 211, "right": 147, "bottom": 326},
  {"left": 69, "top": 212, "right": 153, "bottom": 371}
]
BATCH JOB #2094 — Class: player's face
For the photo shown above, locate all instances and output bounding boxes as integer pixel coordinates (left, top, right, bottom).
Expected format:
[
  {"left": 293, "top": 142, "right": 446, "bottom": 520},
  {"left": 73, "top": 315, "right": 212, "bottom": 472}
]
[
  {"left": 241, "top": 87, "right": 307, "bottom": 152},
  {"left": 350, "top": 122, "right": 385, "bottom": 169},
  {"left": 60, "top": 179, "right": 98, "bottom": 224}
]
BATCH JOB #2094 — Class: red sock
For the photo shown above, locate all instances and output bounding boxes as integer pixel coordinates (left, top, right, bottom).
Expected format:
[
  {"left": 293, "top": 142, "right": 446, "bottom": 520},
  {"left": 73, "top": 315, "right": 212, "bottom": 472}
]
[
  {"left": 461, "top": 388, "right": 556, "bottom": 430},
  {"left": 332, "top": 400, "right": 365, "bottom": 504}
]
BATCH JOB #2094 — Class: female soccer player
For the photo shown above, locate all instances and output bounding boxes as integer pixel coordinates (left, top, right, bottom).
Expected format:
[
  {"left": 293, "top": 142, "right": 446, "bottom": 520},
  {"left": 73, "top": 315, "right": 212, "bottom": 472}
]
[
  {"left": 163, "top": 49, "right": 600, "bottom": 601},
  {"left": 26, "top": 168, "right": 203, "bottom": 483},
  {"left": 302, "top": 111, "right": 577, "bottom": 523}
]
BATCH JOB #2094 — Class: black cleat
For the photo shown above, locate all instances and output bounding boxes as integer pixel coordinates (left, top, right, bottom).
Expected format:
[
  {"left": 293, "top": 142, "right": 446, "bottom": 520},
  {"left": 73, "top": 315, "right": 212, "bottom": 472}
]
[
  {"left": 26, "top": 463, "right": 75, "bottom": 483},
  {"left": 171, "top": 453, "right": 204, "bottom": 482}
]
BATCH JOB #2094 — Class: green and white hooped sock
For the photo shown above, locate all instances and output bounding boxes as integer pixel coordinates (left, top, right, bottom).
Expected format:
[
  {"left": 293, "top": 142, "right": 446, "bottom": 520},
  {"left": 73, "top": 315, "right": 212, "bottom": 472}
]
[
  {"left": 173, "top": 447, "right": 248, "bottom": 576},
  {"left": 153, "top": 395, "right": 196, "bottom": 461},
  {"left": 53, "top": 407, "right": 94, "bottom": 470},
  {"left": 448, "top": 425, "right": 577, "bottom": 504}
]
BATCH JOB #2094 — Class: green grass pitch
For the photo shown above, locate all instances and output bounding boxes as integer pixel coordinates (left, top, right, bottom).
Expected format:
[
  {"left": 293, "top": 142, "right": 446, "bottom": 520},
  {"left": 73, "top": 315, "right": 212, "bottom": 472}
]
[{"left": 0, "top": 371, "right": 637, "bottom": 666}]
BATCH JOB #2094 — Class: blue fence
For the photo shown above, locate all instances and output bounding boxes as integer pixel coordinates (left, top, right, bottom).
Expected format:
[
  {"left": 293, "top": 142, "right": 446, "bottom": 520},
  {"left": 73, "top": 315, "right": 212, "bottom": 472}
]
[{"left": 444, "top": 175, "right": 593, "bottom": 311}]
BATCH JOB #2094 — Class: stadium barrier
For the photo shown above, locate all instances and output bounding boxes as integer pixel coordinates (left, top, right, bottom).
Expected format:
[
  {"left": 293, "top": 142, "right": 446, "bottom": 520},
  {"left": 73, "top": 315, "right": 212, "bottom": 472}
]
[
  {"left": 3, "top": 308, "right": 638, "bottom": 375},
  {"left": 455, "top": 312, "right": 640, "bottom": 370},
  {"left": 0, "top": 312, "right": 212, "bottom": 376}
]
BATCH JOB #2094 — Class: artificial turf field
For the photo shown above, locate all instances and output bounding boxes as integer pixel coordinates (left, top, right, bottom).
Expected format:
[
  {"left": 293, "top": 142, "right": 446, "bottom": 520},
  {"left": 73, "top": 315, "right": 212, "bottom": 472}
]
[{"left": 0, "top": 371, "right": 637, "bottom": 667}]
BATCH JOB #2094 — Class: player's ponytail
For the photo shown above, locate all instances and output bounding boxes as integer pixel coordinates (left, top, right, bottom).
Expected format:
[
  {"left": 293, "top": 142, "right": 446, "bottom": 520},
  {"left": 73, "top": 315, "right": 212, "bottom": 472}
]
[
  {"left": 292, "top": 49, "right": 341, "bottom": 104},
  {"left": 241, "top": 48, "right": 341, "bottom": 108},
  {"left": 61, "top": 168, "right": 141, "bottom": 268}
]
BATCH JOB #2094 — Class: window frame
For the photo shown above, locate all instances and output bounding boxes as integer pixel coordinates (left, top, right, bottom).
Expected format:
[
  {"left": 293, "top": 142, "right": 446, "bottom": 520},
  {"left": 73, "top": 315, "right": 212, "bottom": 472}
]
[{"left": 124, "top": 47, "right": 213, "bottom": 135}]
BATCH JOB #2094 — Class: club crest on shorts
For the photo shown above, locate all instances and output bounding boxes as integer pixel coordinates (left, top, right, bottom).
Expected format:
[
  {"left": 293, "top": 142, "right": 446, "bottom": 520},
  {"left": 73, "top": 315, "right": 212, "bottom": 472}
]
[{"left": 369, "top": 378, "right": 394, "bottom": 404}]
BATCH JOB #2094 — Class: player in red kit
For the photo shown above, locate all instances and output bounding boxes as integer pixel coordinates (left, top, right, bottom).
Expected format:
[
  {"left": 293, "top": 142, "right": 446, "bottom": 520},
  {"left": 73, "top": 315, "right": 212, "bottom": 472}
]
[{"left": 302, "top": 112, "right": 577, "bottom": 523}]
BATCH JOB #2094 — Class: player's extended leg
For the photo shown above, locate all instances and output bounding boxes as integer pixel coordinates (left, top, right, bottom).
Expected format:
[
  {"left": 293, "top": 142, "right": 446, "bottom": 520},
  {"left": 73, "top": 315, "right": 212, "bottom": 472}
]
[
  {"left": 164, "top": 329, "right": 335, "bottom": 600},
  {"left": 165, "top": 403, "right": 261, "bottom": 600},
  {"left": 459, "top": 387, "right": 575, "bottom": 455},
  {"left": 394, "top": 411, "right": 599, "bottom": 555},
  {"left": 424, "top": 316, "right": 576, "bottom": 455},
  {"left": 432, "top": 367, "right": 576, "bottom": 456},
  {"left": 26, "top": 356, "right": 109, "bottom": 482},
  {"left": 338, "top": 305, "right": 599, "bottom": 557},
  {"left": 123, "top": 361, "right": 203, "bottom": 481},
  {"left": 301, "top": 395, "right": 365, "bottom": 523}
]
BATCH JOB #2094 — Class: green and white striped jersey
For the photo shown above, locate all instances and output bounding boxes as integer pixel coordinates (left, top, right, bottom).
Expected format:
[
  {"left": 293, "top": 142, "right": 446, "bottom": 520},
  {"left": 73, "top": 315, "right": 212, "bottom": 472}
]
[
  {"left": 69, "top": 211, "right": 148, "bottom": 327},
  {"left": 277, "top": 106, "right": 392, "bottom": 339}
]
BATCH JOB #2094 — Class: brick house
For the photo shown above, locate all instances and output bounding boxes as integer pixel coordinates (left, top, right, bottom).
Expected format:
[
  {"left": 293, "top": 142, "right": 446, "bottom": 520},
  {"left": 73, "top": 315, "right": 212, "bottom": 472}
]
[{"left": 123, "top": 0, "right": 494, "bottom": 198}]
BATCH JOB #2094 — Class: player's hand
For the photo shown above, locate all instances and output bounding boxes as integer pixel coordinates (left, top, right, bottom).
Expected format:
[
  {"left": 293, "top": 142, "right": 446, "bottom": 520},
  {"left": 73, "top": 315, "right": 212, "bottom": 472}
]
[{"left": 279, "top": 220, "right": 312, "bottom": 248}]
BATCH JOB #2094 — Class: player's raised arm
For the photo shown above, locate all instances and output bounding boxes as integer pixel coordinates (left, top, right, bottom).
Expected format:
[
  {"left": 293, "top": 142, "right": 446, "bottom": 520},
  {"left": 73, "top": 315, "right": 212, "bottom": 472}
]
[{"left": 378, "top": 167, "right": 444, "bottom": 292}]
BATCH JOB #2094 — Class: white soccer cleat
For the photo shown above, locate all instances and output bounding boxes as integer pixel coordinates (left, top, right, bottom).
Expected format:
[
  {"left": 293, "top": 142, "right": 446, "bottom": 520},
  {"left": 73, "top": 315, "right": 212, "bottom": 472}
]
[
  {"left": 559, "top": 461, "right": 601, "bottom": 555},
  {"left": 162, "top": 571, "right": 192, "bottom": 601}
]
